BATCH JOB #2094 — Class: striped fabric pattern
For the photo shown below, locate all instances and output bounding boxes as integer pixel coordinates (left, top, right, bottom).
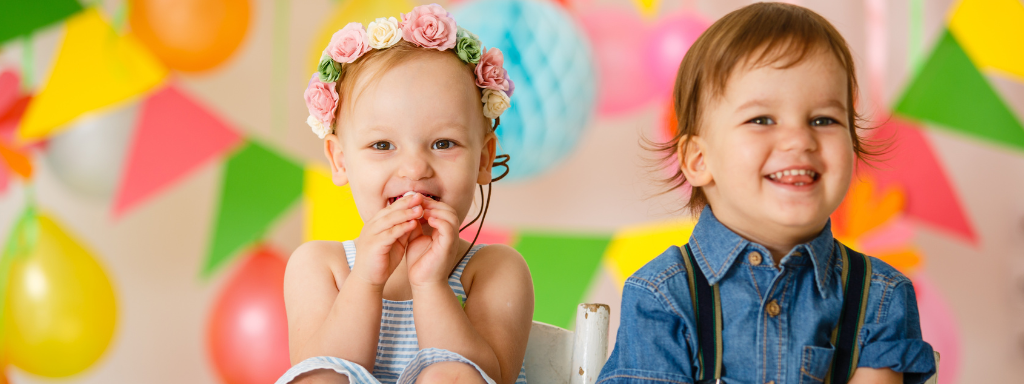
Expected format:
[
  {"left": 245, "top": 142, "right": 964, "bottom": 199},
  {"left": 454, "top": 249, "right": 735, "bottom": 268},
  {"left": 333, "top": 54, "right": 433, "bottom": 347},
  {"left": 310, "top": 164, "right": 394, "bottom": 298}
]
[{"left": 342, "top": 241, "right": 528, "bottom": 384}]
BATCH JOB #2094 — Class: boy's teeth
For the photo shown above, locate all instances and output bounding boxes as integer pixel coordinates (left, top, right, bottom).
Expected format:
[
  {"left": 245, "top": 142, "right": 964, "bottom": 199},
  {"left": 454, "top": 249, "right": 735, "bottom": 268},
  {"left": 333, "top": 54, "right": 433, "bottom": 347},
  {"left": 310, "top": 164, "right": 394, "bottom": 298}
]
[{"left": 767, "top": 170, "right": 817, "bottom": 181}]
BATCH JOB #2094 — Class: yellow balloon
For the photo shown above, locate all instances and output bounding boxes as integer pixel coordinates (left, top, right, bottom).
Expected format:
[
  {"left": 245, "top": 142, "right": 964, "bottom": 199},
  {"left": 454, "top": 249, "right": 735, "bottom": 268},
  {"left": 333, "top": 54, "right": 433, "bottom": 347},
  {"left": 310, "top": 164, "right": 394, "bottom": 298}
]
[
  {"left": 308, "top": 0, "right": 414, "bottom": 68},
  {"left": 4, "top": 214, "right": 117, "bottom": 377}
]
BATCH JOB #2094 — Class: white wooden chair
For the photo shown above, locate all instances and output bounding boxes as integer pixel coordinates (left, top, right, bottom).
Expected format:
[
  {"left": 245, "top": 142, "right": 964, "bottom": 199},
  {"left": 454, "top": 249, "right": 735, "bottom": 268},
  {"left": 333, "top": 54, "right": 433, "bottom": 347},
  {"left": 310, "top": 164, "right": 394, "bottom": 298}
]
[
  {"left": 524, "top": 303, "right": 610, "bottom": 384},
  {"left": 522, "top": 303, "right": 941, "bottom": 384}
]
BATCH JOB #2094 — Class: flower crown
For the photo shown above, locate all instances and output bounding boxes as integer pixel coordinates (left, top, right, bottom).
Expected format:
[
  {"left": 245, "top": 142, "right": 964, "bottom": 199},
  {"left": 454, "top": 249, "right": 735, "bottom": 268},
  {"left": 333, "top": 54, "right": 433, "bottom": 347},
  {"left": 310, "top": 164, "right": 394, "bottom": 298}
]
[{"left": 304, "top": 3, "right": 514, "bottom": 139}]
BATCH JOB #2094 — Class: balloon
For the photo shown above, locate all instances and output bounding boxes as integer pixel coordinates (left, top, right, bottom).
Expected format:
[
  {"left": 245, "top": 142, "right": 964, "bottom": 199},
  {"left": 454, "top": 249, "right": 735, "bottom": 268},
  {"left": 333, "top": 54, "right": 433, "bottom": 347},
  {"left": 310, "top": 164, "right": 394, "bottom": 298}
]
[
  {"left": 207, "top": 247, "right": 290, "bottom": 384},
  {"left": 578, "top": 8, "right": 656, "bottom": 116},
  {"left": 913, "top": 274, "right": 961, "bottom": 383},
  {"left": 455, "top": 0, "right": 598, "bottom": 180},
  {"left": 308, "top": 0, "right": 413, "bottom": 68},
  {"left": 643, "top": 12, "right": 710, "bottom": 98},
  {"left": 3, "top": 210, "right": 118, "bottom": 377},
  {"left": 128, "top": 0, "right": 251, "bottom": 72},
  {"left": 43, "top": 102, "right": 139, "bottom": 199}
]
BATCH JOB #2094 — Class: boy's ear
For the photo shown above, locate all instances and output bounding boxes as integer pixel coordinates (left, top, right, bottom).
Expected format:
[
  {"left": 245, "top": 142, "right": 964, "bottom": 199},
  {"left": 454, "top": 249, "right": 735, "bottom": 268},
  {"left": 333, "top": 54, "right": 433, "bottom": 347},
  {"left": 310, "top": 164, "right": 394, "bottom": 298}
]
[
  {"left": 323, "top": 134, "right": 349, "bottom": 186},
  {"left": 476, "top": 133, "right": 498, "bottom": 185},
  {"left": 678, "top": 135, "right": 713, "bottom": 187}
]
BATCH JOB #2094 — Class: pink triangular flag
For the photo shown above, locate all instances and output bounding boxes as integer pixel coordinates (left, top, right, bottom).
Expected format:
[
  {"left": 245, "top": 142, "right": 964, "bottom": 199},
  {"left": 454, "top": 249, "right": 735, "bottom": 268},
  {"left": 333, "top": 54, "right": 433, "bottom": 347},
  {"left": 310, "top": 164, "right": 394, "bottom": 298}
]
[
  {"left": 861, "top": 117, "right": 977, "bottom": 243},
  {"left": 113, "top": 85, "right": 242, "bottom": 217}
]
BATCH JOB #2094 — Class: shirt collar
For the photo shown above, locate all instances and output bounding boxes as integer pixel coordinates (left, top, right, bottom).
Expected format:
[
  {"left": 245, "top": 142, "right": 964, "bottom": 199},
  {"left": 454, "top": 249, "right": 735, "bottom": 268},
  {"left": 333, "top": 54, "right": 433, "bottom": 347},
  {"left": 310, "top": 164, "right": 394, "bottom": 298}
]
[{"left": 688, "top": 208, "right": 838, "bottom": 298}]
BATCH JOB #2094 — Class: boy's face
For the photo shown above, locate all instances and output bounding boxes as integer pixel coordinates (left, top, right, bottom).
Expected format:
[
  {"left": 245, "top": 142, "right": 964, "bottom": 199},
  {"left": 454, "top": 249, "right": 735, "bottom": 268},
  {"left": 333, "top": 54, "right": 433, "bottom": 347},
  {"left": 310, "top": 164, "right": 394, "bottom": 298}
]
[
  {"left": 686, "top": 49, "right": 854, "bottom": 240},
  {"left": 324, "top": 53, "right": 495, "bottom": 227}
]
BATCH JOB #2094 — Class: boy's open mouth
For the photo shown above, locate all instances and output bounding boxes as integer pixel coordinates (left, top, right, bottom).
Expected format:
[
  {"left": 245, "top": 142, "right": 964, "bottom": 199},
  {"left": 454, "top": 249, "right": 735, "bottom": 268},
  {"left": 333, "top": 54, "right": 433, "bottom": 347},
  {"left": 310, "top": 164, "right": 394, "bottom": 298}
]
[
  {"left": 387, "top": 192, "right": 440, "bottom": 205},
  {"left": 765, "top": 169, "right": 820, "bottom": 186}
]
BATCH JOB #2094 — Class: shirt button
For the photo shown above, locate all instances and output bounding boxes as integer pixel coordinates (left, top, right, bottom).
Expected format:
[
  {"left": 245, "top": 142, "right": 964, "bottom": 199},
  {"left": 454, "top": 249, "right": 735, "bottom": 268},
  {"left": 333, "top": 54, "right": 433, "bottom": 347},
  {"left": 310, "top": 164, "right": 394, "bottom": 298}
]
[
  {"left": 748, "top": 251, "right": 763, "bottom": 266},
  {"left": 767, "top": 381, "right": 775, "bottom": 384},
  {"left": 766, "top": 300, "right": 781, "bottom": 317},
  {"left": 793, "top": 251, "right": 802, "bottom": 257}
]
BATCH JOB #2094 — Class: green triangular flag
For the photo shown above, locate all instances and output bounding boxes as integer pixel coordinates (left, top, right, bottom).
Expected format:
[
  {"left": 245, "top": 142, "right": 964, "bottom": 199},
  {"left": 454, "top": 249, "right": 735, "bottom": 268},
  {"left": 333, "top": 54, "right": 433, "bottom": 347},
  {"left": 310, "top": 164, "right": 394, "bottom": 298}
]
[
  {"left": 514, "top": 231, "right": 610, "bottom": 328},
  {"left": 0, "top": 0, "right": 83, "bottom": 44},
  {"left": 894, "top": 29, "right": 1024, "bottom": 151},
  {"left": 204, "top": 140, "right": 302, "bottom": 277}
]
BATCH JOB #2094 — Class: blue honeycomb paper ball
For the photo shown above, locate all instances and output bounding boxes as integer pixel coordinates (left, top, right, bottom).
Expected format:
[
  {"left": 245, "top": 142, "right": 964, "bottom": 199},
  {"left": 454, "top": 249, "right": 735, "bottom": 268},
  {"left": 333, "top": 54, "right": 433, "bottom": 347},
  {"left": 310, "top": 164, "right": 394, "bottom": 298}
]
[{"left": 454, "top": 0, "right": 597, "bottom": 181}]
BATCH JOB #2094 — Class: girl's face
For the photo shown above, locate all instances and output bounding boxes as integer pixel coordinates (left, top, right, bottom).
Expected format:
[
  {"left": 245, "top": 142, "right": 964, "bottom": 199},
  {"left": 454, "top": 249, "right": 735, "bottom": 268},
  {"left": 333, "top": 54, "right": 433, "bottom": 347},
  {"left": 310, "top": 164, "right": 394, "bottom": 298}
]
[
  {"left": 685, "top": 49, "right": 854, "bottom": 241},
  {"left": 325, "top": 52, "right": 495, "bottom": 227}
]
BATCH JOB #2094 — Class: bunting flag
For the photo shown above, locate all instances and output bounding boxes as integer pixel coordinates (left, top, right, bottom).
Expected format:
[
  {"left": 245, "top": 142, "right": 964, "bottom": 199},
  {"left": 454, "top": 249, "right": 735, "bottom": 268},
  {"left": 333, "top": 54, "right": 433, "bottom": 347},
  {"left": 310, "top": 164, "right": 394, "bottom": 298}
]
[
  {"left": 860, "top": 118, "right": 977, "bottom": 242},
  {"left": 17, "top": 8, "right": 167, "bottom": 142},
  {"left": 204, "top": 141, "right": 302, "bottom": 277},
  {"left": 894, "top": 30, "right": 1024, "bottom": 152},
  {"left": 949, "top": 0, "right": 1024, "bottom": 80},
  {"left": 514, "top": 232, "right": 610, "bottom": 328},
  {"left": 113, "top": 86, "right": 242, "bottom": 217},
  {"left": 302, "top": 164, "right": 362, "bottom": 242},
  {"left": 0, "top": 0, "right": 83, "bottom": 44},
  {"left": 604, "top": 219, "right": 696, "bottom": 285}
]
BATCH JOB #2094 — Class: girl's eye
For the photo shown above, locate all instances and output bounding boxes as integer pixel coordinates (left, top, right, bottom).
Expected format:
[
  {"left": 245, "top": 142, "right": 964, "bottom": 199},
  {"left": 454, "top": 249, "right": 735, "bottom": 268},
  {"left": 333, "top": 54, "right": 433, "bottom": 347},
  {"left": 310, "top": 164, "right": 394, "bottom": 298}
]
[
  {"left": 432, "top": 140, "right": 455, "bottom": 150},
  {"left": 748, "top": 116, "right": 775, "bottom": 125},
  {"left": 811, "top": 117, "right": 838, "bottom": 127},
  {"left": 371, "top": 141, "right": 394, "bottom": 150}
]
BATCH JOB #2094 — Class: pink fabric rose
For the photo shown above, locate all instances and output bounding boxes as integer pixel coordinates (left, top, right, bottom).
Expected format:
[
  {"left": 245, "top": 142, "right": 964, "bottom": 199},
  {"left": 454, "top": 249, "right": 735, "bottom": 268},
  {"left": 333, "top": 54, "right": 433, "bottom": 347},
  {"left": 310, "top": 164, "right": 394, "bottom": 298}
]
[
  {"left": 400, "top": 4, "right": 458, "bottom": 50},
  {"left": 304, "top": 74, "right": 339, "bottom": 126},
  {"left": 475, "top": 47, "right": 510, "bottom": 91},
  {"left": 326, "top": 23, "right": 371, "bottom": 63}
]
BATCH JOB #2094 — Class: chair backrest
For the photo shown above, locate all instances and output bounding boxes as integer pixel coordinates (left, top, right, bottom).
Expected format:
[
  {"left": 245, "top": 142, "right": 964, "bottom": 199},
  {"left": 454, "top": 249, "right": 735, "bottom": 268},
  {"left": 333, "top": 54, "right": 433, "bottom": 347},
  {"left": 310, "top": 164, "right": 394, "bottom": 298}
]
[{"left": 524, "top": 303, "right": 610, "bottom": 384}]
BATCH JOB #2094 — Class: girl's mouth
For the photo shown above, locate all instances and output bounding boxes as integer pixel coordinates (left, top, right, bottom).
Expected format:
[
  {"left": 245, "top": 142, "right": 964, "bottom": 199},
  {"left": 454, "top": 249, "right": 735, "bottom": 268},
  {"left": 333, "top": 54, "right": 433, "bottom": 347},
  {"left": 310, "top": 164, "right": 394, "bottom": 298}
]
[
  {"left": 387, "top": 193, "right": 440, "bottom": 205},
  {"left": 765, "top": 169, "right": 820, "bottom": 186}
]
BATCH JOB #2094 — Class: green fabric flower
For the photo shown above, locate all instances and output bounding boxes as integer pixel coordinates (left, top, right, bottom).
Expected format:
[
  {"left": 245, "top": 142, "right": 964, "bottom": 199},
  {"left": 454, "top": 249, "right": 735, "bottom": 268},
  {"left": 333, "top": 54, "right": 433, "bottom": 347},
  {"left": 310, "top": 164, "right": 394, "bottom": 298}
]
[
  {"left": 317, "top": 52, "right": 342, "bottom": 83},
  {"left": 455, "top": 27, "right": 482, "bottom": 64}
]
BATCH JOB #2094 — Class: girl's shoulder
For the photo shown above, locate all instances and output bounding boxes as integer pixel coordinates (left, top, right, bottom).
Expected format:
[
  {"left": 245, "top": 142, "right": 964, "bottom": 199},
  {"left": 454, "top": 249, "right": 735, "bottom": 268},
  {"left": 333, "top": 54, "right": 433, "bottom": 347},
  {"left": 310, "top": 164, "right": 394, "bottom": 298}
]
[
  {"left": 285, "top": 240, "right": 353, "bottom": 289},
  {"left": 460, "top": 243, "right": 531, "bottom": 296}
]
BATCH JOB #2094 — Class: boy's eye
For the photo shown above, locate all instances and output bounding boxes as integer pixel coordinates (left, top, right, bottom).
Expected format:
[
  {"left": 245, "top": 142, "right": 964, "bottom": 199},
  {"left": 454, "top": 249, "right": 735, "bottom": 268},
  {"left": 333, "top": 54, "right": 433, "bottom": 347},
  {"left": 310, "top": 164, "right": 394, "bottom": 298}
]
[
  {"left": 371, "top": 141, "right": 395, "bottom": 150},
  {"left": 748, "top": 116, "right": 775, "bottom": 125},
  {"left": 432, "top": 139, "right": 455, "bottom": 150},
  {"left": 811, "top": 117, "right": 838, "bottom": 127}
]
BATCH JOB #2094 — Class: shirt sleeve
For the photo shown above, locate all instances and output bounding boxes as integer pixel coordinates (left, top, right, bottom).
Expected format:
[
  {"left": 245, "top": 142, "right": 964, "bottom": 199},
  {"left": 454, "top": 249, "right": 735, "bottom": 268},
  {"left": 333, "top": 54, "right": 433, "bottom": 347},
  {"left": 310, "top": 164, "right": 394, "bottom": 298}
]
[
  {"left": 857, "top": 276, "right": 937, "bottom": 384},
  {"left": 597, "top": 279, "right": 695, "bottom": 384}
]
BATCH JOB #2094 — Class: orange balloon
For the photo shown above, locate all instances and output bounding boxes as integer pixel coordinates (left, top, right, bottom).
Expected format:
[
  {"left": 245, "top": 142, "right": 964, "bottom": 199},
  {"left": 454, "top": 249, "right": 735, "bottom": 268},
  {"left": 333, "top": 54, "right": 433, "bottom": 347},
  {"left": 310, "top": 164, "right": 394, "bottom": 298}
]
[{"left": 129, "top": 0, "right": 251, "bottom": 72}]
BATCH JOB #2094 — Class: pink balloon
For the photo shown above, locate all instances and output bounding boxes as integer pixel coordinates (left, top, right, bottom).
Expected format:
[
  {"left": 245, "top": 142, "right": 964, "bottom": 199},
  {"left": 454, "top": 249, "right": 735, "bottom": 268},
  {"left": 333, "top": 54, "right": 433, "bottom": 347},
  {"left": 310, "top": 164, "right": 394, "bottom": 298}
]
[
  {"left": 207, "top": 247, "right": 291, "bottom": 384},
  {"left": 578, "top": 8, "right": 657, "bottom": 116},
  {"left": 643, "top": 12, "right": 710, "bottom": 98},
  {"left": 913, "top": 273, "right": 961, "bottom": 383}
]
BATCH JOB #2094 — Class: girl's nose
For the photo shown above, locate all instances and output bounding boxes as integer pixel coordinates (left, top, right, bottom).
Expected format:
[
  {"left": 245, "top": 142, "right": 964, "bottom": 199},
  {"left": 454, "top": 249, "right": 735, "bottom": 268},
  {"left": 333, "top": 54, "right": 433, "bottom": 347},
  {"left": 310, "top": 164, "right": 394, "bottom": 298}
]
[{"left": 397, "top": 151, "right": 433, "bottom": 180}]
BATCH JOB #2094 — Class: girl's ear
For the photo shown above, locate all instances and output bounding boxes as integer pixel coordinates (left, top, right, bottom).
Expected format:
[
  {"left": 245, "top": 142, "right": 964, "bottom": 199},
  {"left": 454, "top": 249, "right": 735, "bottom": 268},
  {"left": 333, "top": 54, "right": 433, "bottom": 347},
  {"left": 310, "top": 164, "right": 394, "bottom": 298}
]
[
  {"left": 323, "top": 134, "right": 349, "bottom": 186},
  {"left": 678, "top": 135, "right": 713, "bottom": 187},
  {"left": 476, "top": 133, "right": 498, "bottom": 185}
]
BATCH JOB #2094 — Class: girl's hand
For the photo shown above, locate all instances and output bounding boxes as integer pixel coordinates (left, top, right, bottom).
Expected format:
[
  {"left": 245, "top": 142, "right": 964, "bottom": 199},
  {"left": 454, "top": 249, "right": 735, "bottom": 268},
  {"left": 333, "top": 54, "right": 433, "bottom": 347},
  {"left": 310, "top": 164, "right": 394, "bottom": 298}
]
[
  {"left": 352, "top": 193, "right": 425, "bottom": 289},
  {"left": 405, "top": 195, "right": 461, "bottom": 288}
]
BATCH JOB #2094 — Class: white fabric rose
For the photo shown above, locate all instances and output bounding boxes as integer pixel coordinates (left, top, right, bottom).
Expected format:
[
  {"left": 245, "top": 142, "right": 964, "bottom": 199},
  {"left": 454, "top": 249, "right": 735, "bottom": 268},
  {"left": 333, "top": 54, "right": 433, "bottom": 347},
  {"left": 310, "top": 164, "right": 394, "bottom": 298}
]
[
  {"left": 307, "top": 115, "right": 333, "bottom": 139},
  {"left": 368, "top": 17, "right": 402, "bottom": 49},
  {"left": 481, "top": 89, "right": 510, "bottom": 119}
]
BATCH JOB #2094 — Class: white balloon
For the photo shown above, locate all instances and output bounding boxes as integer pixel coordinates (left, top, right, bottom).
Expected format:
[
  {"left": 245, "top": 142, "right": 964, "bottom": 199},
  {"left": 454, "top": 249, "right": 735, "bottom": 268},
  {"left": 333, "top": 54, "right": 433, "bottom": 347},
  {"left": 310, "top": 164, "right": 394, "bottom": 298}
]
[{"left": 44, "top": 103, "right": 140, "bottom": 199}]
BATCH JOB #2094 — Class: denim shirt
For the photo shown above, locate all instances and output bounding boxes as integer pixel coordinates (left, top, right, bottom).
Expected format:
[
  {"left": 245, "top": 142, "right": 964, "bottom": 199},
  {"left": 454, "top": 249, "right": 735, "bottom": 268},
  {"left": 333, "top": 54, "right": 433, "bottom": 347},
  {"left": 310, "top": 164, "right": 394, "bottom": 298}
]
[{"left": 599, "top": 209, "right": 936, "bottom": 384}]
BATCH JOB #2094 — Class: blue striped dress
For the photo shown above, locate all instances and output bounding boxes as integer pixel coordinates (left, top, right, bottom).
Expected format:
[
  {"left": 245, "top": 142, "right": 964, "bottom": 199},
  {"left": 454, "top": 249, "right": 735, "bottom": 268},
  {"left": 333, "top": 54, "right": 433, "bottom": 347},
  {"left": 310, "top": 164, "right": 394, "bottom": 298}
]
[{"left": 276, "top": 241, "right": 528, "bottom": 384}]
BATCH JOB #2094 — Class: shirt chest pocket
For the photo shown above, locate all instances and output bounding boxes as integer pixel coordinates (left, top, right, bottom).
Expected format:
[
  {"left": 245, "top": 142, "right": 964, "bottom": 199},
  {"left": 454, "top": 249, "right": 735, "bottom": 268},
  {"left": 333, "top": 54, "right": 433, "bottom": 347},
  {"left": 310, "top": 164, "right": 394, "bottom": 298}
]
[{"left": 800, "top": 345, "right": 835, "bottom": 384}]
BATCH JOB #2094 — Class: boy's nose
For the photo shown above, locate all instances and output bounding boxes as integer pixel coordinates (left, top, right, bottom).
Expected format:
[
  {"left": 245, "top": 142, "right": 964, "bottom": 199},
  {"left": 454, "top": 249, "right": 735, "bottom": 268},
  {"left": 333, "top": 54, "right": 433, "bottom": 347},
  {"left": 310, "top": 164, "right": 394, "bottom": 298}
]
[
  {"left": 778, "top": 124, "right": 819, "bottom": 152},
  {"left": 397, "top": 152, "right": 433, "bottom": 180}
]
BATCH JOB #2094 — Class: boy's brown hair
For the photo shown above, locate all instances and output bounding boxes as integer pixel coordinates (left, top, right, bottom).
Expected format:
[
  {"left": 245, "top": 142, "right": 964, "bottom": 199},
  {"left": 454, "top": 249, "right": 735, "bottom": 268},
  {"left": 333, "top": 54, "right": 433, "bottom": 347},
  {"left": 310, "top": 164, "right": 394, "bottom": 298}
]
[{"left": 652, "top": 2, "right": 879, "bottom": 214}]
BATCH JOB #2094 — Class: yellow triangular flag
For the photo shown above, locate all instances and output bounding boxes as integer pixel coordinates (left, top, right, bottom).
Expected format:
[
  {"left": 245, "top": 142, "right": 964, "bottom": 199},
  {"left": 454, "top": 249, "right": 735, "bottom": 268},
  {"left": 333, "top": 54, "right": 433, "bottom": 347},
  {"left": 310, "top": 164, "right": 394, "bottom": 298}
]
[
  {"left": 949, "top": 0, "right": 1024, "bottom": 80},
  {"left": 303, "top": 164, "right": 363, "bottom": 242},
  {"left": 632, "top": 0, "right": 662, "bottom": 19},
  {"left": 603, "top": 219, "right": 696, "bottom": 286},
  {"left": 308, "top": 0, "right": 414, "bottom": 68},
  {"left": 17, "top": 8, "right": 167, "bottom": 142}
]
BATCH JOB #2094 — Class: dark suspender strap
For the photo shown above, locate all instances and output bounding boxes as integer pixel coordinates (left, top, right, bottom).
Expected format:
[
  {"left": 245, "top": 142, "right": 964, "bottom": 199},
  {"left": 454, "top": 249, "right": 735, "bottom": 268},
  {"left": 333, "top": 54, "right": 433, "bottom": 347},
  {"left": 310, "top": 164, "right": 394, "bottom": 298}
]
[
  {"left": 683, "top": 244, "right": 723, "bottom": 382},
  {"left": 826, "top": 243, "right": 872, "bottom": 384}
]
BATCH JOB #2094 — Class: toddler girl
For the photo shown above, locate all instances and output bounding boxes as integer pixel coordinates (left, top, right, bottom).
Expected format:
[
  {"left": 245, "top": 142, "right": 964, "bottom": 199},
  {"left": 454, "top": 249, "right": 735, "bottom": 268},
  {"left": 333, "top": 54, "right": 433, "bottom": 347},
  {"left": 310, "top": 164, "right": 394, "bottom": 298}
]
[
  {"left": 599, "top": 3, "right": 936, "bottom": 384},
  {"left": 277, "top": 4, "right": 533, "bottom": 384}
]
